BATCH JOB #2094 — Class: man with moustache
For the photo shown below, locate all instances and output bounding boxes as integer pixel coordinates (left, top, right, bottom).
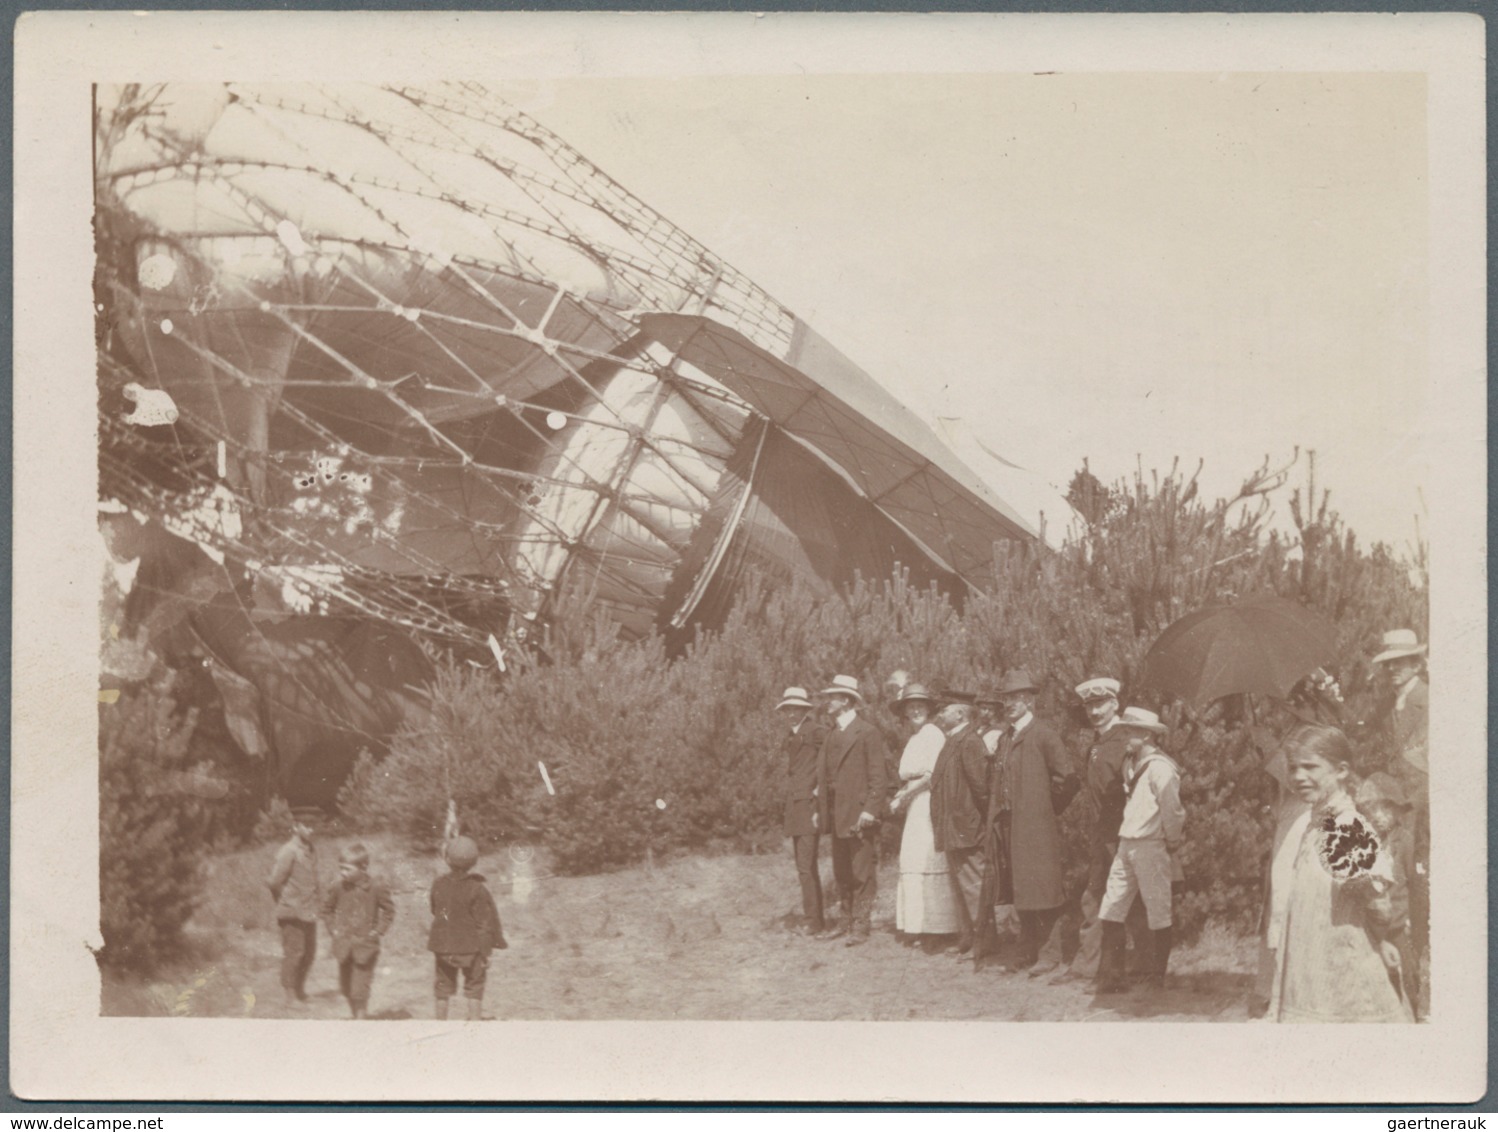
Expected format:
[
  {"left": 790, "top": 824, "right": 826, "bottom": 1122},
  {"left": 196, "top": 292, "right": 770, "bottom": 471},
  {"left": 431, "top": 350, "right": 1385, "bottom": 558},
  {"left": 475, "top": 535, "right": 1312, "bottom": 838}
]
[
  {"left": 987, "top": 669, "right": 1080, "bottom": 973},
  {"left": 776, "top": 686, "right": 828, "bottom": 935},
  {"left": 1050, "top": 677, "right": 1153, "bottom": 985},
  {"left": 928, "top": 688, "right": 992, "bottom": 956},
  {"left": 815, "top": 674, "right": 894, "bottom": 947}
]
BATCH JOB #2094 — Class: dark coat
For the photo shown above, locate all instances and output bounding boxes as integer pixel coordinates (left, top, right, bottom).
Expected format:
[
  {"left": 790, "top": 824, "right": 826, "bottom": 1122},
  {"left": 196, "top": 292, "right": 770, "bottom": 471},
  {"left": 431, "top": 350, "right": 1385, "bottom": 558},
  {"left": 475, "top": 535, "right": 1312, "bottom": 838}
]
[
  {"left": 1083, "top": 724, "right": 1133, "bottom": 851},
  {"left": 428, "top": 871, "right": 505, "bottom": 955},
  {"left": 817, "top": 713, "right": 894, "bottom": 839},
  {"left": 321, "top": 873, "right": 395, "bottom": 963},
  {"left": 989, "top": 718, "right": 1078, "bottom": 911},
  {"left": 1390, "top": 679, "right": 1429, "bottom": 774},
  {"left": 930, "top": 724, "right": 990, "bottom": 853},
  {"left": 782, "top": 719, "right": 827, "bottom": 837}
]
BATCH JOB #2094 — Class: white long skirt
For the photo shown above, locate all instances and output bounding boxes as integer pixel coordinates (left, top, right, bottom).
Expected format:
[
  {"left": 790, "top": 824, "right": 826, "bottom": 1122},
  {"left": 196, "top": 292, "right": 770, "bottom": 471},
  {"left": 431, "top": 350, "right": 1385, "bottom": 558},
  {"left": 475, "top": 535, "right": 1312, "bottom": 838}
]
[{"left": 896, "top": 792, "right": 960, "bottom": 934}]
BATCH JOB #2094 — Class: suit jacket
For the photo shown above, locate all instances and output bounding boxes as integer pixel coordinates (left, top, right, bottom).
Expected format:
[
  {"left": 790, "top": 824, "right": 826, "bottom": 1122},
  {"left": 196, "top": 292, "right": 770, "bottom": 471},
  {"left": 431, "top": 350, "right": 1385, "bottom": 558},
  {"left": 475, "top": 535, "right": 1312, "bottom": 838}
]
[
  {"left": 930, "top": 724, "right": 990, "bottom": 853},
  {"left": 988, "top": 718, "right": 1078, "bottom": 911},
  {"left": 1083, "top": 725, "right": 1134, "bottom": 851},
  {"left": 782, "top": 719, "right": 828, "bottom": 837},
  {"left": 1391, "top": 679, "right": 1429, "bottom": 774},
  {"left": 321, "top": 873, "right": 395, "bottom": 964},
  {"left": 817, "top": 714, "right": 894, "bottom": 839}
]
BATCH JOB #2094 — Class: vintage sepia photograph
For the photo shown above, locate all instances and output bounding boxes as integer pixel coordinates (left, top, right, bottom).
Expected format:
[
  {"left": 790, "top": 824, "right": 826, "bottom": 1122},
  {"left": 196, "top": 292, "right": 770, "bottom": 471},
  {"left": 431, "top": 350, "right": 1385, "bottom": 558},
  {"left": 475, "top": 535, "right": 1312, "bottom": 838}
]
[{"left": 14, "top": 11, "right": 1486, "bottom": 1103}]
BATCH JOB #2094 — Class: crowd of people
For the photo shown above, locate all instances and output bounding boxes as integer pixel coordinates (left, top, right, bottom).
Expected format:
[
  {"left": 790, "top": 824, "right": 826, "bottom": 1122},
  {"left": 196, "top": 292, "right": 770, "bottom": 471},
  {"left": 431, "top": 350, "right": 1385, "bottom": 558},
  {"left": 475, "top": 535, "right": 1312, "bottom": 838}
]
[
  {"left": 774, "top": 626, "right": 1431, "bottom": 1022},
  {"left": 255, "top": 629, "right": 1427, "bottom": 1024}
]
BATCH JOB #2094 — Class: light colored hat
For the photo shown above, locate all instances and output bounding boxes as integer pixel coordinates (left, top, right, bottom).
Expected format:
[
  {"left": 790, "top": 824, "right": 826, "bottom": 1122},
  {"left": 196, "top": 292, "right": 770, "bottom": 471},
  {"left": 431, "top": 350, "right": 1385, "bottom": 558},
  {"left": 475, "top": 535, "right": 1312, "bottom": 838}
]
[
  {"left": 819, "top": 674, "right": 864, "bottom": 703},
  {"left": 1075, "top": 677, "right": 1122, "bottom": 702},
  {"left": 892, "top": 682, "right": 936, "bottom": 708},
  {"left": 1113, "top": 706, "right": 1168, "bottom": 735},
  {"left": 776, "top": 686, "right": 814, "bottom": 710},
  {"left": 1372, "top": 629, "right": 1427, "bottom": 665}
]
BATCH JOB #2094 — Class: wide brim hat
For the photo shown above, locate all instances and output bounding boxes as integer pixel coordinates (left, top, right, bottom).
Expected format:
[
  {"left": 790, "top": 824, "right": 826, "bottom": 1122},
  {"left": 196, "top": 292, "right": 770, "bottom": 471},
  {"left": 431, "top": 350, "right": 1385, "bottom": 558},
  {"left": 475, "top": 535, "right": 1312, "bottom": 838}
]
[
  {"left": 1113, "top": 706, "right": 1168, "bottom": 736},
  {"left": 1075, "top": 677, "right": 1122, "bottom": 703},
  {"left": 975, "top": 687, "right": 1005, "bottom": 707},
  {"left": 819, "top": 674, "right": 864, "bottom": 703},
  {"left": 892, "top": 682, "right": 937, "bottom": 708},
  {"left": 995, "top": 669, "right": 1039, "bottom": 696},
  {"left": 1372, "top": 629, "right": 1427, "bottom": 666},
  {"left": 776, "top": 686, "right": 814, "bottom": 710}
]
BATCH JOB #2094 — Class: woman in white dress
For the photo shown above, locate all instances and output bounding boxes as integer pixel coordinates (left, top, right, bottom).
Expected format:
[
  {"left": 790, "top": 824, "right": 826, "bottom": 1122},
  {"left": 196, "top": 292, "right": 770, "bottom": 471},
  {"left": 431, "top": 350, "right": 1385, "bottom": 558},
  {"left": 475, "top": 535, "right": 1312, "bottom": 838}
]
[{"left": 890, "top": 683, "right": 961, "bottom": 946}]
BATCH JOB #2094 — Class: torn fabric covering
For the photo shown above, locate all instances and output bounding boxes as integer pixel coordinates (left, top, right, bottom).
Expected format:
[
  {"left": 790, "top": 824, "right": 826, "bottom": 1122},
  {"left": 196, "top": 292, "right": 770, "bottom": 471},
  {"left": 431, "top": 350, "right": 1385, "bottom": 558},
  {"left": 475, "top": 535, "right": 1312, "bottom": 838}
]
[
  {"left": 640, "top": 313, "right": 1037, "bottom": 587},
  {"left": 664, "top": 418, "right": 963, "bottom": 637},
  {"left": 97, "top": 82, "right": 1039, "bottom": 659}
]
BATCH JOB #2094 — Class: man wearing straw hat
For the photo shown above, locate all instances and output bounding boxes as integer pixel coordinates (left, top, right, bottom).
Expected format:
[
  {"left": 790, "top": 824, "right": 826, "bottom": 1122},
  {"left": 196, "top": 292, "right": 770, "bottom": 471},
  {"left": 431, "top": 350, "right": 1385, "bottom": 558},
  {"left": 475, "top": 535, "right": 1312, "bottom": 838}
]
[
  {"left": 815, "top": 674, "right": 894, "bottom": 946},
  {"left": 776, "top": 686, "right": 828, "bottom": 935},
  {"left": 1096, "top": 707, "right": 1185, "bottom": 993},
  {"left": 1374, "top": 629, "right": 1429, "bottom": 778},
  {"left": 1373, "top": 627, "right": 1429, "bottom": 1020}
]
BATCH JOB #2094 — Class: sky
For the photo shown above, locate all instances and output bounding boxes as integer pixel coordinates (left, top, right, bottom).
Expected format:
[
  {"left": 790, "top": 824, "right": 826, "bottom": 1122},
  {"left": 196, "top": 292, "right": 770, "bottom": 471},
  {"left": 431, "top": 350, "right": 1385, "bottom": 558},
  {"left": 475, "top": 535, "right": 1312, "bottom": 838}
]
[{"left": 523, "top": 71, "right": 1429, "bottom": 553}]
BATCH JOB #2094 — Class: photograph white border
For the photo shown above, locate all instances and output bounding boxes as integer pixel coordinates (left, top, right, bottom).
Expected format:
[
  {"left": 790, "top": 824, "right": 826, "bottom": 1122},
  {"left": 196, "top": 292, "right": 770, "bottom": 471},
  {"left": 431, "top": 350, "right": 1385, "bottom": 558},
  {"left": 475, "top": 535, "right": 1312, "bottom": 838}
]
[{"left": 12, "top": 11, "right": 1486, "bottom": 1102}]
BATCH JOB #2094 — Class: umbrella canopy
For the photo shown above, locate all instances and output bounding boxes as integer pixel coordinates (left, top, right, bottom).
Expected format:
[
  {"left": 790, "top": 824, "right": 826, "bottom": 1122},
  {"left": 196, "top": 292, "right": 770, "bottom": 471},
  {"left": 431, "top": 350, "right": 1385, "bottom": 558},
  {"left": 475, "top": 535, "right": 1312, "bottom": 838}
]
[{"left": 1140, "top": 595, "right": 1340, "bottom": 707}]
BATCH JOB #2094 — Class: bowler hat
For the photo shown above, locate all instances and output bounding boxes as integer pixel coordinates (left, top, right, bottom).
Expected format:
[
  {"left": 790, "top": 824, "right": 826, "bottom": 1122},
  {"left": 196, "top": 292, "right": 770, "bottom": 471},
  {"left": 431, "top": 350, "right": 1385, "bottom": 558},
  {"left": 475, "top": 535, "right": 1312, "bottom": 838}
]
[
  {"left": 892, "top": 682, "right": 936, "bottom": 709},
  {"left": 995, "top": 669, "right": 1039, "bottom": 696},
  {"left": 937, "top": 687, "right": 976, "bottom": 705}
]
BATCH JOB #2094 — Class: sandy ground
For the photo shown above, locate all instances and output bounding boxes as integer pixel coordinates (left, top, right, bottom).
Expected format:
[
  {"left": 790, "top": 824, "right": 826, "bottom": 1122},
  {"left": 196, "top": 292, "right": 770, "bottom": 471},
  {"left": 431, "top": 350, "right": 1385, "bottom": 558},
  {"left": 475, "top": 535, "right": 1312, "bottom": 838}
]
[{"left": 102, "top": 835, "right": 1256, "bottom": 1022}]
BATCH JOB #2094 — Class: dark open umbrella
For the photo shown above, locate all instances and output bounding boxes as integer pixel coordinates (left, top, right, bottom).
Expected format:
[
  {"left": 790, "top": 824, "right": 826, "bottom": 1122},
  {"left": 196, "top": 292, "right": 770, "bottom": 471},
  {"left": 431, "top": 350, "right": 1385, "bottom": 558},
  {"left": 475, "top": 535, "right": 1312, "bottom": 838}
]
[{"left": 1140, "top": 594, "right": 1339, "bottom": 707}]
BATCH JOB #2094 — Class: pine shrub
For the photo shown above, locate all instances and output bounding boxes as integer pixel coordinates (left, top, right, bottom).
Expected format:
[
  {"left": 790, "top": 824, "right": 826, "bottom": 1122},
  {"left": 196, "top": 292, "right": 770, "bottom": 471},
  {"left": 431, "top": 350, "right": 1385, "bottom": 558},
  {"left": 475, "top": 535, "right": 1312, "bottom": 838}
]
[
  {"left": 338, "top": 455, "right": 1426, "bottom": 939},
  {"left": 98, "top": 673, "right": 218, "bottom": 970}
]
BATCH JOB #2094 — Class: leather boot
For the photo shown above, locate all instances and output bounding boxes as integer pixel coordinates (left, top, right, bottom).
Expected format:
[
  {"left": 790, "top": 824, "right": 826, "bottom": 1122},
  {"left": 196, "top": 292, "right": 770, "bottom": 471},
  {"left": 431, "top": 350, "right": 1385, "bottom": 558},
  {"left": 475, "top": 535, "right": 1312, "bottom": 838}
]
[
  {"left": 1096, "top": 921, "right": 1128, "bottom": 994},
  {"left": 1150, "top": 926, "right": 1174, "bottom": 989}
]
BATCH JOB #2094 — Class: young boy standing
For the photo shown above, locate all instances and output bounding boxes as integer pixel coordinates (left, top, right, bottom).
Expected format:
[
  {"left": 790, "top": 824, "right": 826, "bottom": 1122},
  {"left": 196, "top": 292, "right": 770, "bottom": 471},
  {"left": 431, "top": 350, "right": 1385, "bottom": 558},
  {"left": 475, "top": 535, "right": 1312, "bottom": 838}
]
[
  {"left": 266, "top": 808, "right": 321, "bottom": 1009},
  {"left": 1096, "top": 708, "right": 1185, "bottom": 993},
  {"left": 321, "top": 843, "right": 395, "bottom": 1019},
  {"left": 428, "top": 836, "right": 505, "bottom": 1020}
]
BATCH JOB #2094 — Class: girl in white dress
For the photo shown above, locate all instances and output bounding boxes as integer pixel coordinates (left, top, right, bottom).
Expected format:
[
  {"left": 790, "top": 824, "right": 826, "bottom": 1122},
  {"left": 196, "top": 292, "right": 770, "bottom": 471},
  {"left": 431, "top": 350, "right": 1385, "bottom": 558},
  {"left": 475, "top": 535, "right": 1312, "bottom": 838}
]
[{"left": 890, "top": 683, "right": 961, "bottom": 944}]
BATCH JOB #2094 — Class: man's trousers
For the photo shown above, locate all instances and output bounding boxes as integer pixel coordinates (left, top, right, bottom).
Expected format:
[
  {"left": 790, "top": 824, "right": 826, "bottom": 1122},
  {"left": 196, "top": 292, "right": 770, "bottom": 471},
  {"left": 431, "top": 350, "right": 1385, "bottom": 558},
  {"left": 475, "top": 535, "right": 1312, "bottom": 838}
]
[
  {"left": 830, "top": 828, "right": 878, "bottom": 933},
  {"left": 791, "top": 832, "right": 824, "bottom": 929}
]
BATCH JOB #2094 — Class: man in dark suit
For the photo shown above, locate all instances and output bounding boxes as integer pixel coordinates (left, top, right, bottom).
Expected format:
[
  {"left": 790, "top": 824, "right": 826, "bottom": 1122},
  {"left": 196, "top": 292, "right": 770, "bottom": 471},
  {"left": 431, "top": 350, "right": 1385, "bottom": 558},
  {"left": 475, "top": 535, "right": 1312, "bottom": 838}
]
[
  {"left": 1051, "top": 677, "right": 1152, "bottom": 985},
  {"left": 777, "top": 685, "right": 827, "bottom": 934},
  {"left": 929, "top": 689, "right": 991, "bottom": 955},
  {"left": 815, "top": 673, "right": 894, "bottom": 947},
  {"left": 987, "top": 668, "right": 1079, "bottom": 973}
]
